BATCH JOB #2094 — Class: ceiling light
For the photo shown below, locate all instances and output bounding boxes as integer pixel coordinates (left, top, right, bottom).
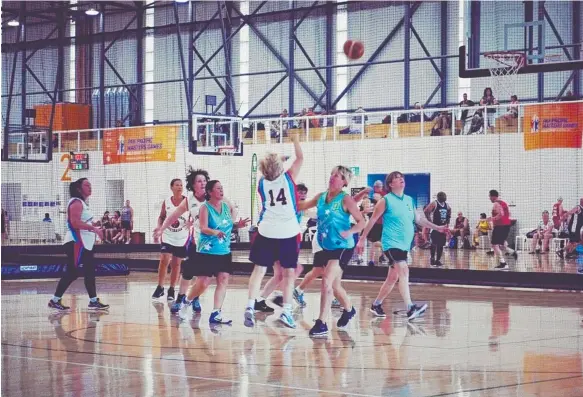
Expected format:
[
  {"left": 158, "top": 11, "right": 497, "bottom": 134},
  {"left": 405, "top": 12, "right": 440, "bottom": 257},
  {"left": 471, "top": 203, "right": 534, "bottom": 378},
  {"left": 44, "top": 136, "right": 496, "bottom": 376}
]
[
  {"left": 85, "top": 7, "right": 100, "bottom": 16},
  {"left": 7, "top": 20, "right": 19, "bottom": 27}
]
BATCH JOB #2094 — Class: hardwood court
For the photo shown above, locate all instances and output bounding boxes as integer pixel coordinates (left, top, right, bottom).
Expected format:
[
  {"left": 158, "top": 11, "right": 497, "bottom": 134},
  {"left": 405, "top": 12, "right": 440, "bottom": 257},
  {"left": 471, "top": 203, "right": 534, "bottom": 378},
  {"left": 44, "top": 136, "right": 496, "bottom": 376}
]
[{"left": 2, "top": 273, "right": 582, "bottom": 397}]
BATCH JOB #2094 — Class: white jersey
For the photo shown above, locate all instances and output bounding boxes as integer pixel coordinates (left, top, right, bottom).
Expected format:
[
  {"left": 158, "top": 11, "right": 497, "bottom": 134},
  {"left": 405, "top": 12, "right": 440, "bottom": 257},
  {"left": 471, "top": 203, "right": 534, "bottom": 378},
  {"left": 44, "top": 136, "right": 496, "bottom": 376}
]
[
  {"left": 64, "top": 198, "right": 96, "bottom": 250},
  {"left": 161, "top": 196, "right": 191, "bottom": 247},
  {"left": 257, "top": 171, "right": 301, "bottom": 239},
  {"left": 186, "top": 191, "right": 206, "bottom": 244}
]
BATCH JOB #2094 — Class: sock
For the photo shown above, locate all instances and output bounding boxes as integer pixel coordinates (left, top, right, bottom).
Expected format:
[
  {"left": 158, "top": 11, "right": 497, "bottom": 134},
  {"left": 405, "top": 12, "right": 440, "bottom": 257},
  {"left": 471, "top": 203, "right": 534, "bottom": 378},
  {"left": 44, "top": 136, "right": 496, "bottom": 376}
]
[
  {"left": 283, "top": 303, "right": 292, "bottom": 314},
  {"left": 436, "top": 246, "right": 444, "bottom": 261},
  {"left": 373, "top": 299, "right": 382, "bottom": 306},
  {"left": 430, "top": 246, "right": 436, "bottom": 260},
  {"left": 295, "top": 287, "right": 303, "bottom": 294},
  {"left": 90, "top": 297, "right": 98, "bottom": 303},
  {"left": 212, "top": 309, "right": 220, "bottom": 315},
  {"left": 52, "top": 296, "right": 61, "bottom": 303},
  {"left": 259, "top": 296, "right": 267, "bottom": 302},
  {"left": 247, "top": 299, "right": 255, "bottom": 309}
]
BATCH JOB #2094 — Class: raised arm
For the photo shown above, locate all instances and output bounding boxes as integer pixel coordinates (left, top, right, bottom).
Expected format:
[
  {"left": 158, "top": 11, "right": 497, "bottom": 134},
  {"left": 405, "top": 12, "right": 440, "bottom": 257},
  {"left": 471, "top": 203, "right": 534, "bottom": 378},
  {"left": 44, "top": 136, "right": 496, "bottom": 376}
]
[
  {"left": 415, "top": 208, "right": 448, "bottom": 233},
  {"left": 153, "top": 198, "right": 188, "bottom": 240},
  {"left": 352, "top": 187, "right": 372, "bottom": 202},
  {"left": 297, "top": 192, "right": 322, "bottom": 212},
  {"left": 287, "top": 134, "right": 304, "bottom": 181}
]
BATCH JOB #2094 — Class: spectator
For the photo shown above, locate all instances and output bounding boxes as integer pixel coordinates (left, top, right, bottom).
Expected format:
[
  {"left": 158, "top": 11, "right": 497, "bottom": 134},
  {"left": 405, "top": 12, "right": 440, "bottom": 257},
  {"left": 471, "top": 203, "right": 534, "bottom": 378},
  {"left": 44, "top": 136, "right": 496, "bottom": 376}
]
[
  {"left": 1, "top": 208, "right": 8, "bottom": 245},
  {"left": 43, "top": 213, "right": 52, "bottom": 223},
  {"left": 472, "top": 213, "right": 491, "bottom": 247},
  {"left": 306, "top": 107, "right": 319, "bottom": 128},
  {"left": 479, "top": 87, "right": 499, "bottom": 133},
  {"left": 120, "top": 200, "right": 133, "bottom": 244},
  {"left": 409, "top": 102, "right": 429, "bottom": 122},
  {"left": 468, "top": 109, "right": 484, "bottom": 134},
  {"left": 552, "top": 197, "right": 564, "bottom": 229},
  {"left": 501, "top": 95, "right": 519, "bottom": 125},
  {"left": 451, "top": 212, "right": 470, "bottom": 247},
  {"left": 459, "top": 93, "right": 475, "bottom": 130},
  {"left": 110, "top": 211, "right": 124, "bottom": 244},
  {"left": 561, "top": 90, "right": 577, "bottom": 102},
  {"left": 529, "top": 210, "right": 554, "bottom": 254},
  {"left": 431, "top": 111, "right": 451, "bottom": 136}
]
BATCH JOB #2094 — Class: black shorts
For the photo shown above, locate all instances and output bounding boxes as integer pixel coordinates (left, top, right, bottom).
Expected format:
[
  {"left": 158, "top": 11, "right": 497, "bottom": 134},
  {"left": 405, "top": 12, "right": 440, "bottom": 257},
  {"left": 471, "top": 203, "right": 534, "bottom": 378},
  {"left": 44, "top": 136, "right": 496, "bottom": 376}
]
[
  {"left": 121, "top": 220, "right": 131, "bottom": 230},
  {"left": 491, "top": 225, "right": 510, "bottom": 245},
  {"left": 570, "top": 231, "right": 581, "bottom": 243},
  {"left": 430, "top": 230, "right": 447, "bottom": 247},
  {"left": 160, "top": 242, "right": 188, "bottom": 259},
  {"left": 367, "top": 223, "right": 383, "bottom": 243},
  {"left": 249, "top": 233, "right": 299, "bottom": 269},
  {"left": 188, "top": 252, "right": 232, "bottom": 277},
  {"left": 383, "top": 248, "right": 408, "bottom": 266},
  {"left": 313, "top": 248, "right": 354, "bottom": 270}
]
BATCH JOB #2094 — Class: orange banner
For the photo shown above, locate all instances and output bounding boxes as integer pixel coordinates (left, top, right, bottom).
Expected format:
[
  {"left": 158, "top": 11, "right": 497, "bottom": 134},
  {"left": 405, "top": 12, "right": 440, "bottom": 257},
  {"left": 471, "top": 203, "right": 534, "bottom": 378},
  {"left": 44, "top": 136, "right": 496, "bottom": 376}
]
[
  {"left": 523, "top": 102, "right": 583, "bottom": 150},
  {"left": 103, "top": 126, "right": 177, "bottom": 164}
]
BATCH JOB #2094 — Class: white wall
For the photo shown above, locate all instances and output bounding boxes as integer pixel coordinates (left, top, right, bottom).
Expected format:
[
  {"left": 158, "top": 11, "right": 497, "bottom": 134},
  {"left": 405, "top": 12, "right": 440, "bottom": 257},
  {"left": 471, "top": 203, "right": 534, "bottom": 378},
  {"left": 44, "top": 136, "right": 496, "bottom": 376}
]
[{"left": 2, "top": 134, "right": 581, "bottom": 243}]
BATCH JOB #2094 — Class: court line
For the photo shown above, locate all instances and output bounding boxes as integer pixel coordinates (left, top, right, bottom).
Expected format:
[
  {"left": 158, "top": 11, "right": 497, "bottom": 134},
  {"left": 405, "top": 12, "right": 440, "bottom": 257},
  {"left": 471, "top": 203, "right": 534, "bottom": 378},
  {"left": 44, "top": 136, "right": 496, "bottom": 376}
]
[
  {"left": 2, "top": 353, "right": 382, "bottom": 397},
  {"left": 3, "top": 342, "right": 582, "bottom": 375},
  {"left": 423, "top": 374, "right": 583, "bottom": 397}
]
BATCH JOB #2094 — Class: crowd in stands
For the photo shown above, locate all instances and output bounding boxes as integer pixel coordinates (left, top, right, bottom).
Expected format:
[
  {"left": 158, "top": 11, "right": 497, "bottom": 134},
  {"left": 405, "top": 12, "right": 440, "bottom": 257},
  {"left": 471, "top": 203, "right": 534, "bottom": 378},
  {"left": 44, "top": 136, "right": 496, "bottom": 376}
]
[{"left": 94, "top": 200, "right": 134, "bottom": 244}]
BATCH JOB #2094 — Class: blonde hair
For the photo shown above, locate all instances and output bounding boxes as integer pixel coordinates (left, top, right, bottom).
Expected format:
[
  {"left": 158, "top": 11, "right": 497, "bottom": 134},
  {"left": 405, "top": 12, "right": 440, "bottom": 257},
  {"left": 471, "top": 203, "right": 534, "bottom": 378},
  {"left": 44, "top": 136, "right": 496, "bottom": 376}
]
[
  {"left": 331, "top": 165, "right": 353, "bottom": 187},
  {"left": 259, "top": 152, "right": 284, "bottom": 181}
]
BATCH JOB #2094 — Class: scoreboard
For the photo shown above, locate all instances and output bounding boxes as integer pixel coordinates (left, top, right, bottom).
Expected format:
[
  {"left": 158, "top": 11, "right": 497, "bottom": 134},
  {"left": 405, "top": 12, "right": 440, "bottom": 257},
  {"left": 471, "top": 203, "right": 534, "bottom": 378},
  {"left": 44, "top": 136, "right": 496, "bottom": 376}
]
[{"left": 69, "top": 153, "right": 89, "bottom": 170}]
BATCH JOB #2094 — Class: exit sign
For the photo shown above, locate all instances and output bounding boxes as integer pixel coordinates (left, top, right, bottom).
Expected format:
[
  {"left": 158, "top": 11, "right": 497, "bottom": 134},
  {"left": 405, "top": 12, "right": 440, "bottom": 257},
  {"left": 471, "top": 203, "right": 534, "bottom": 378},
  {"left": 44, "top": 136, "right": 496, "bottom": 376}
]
[{"left": 349, "top": 166, "right": 360, "bottom": 176}]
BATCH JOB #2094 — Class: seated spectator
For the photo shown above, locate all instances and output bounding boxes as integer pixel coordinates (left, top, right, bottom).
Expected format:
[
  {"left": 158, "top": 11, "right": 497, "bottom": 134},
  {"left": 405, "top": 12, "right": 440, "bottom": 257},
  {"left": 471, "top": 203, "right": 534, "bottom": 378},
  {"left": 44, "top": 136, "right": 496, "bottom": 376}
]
[
  {"left": 501, "top": 95, "right": 519, "bottom": 125},
  {"left": 459, "top": 93, "right": 475, "bottom": 129},
  {"left": 340, "top": 107, "right": 368, "bottom": 134},
  {"left": 473, "top": 213, "right": 490, "bottom": 247},
  {"left": 479, "top": 87, "right": 499, "bottom": 133},
  {"left": 451, "top": 212, "right": 470, "bottom": 247},
  {"left": 42, "top": 213, "right": 52, "bottom": 223},
  {"left": 409, "top": 102, "right": 429, "bottom": 122},
  {"left": 306, "top": 107, "right": 319, "bottom": 128},
  {"left": 468, "top": 109, "right": 484, "bottom": 134},
  {"left": 431, "top": 111, "right": 451, "bottom": 136},
  {"left": 529, "top": 210, "right": 554, "bottom": 254}
]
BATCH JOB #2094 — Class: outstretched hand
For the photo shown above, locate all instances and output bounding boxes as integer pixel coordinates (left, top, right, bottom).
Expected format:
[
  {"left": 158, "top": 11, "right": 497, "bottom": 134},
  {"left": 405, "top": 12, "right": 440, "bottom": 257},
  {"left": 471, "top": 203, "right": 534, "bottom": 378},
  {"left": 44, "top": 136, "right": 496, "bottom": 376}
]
[{"left": 236, "top": 217, "right": 251, "bottom": 228}]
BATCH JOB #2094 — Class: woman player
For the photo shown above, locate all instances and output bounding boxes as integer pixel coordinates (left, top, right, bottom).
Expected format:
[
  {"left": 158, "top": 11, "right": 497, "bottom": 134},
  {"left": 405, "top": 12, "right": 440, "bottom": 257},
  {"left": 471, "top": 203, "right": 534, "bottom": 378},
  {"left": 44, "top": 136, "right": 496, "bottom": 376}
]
[
  {"left": 297, "top": 166, "right": 366, "bottom": 337},
  {"left": 245, "top": 134, "right": 303, "bottom": 329},
  {"left": 48, "top": 178, "right": 109, "bottom": 311},
  {"left": 357, "top": 171, "right": 448, "bottom": 321},
  {"left": 153, "top": 168, "right": 210, "bottom": 311},
  {"left": 182, "top": 180, "right": 249, "bottom": 324},
  {"left": 151, "top": 179, "right": 191, "bottom": 301}
]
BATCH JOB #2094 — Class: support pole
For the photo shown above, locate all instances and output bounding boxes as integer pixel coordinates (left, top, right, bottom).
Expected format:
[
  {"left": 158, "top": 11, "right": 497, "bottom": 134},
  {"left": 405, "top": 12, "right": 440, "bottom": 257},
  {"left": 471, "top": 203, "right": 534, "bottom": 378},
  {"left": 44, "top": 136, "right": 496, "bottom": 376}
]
[
  {"left": 99, "top": 4, "right": 106, "bottom": 128},
  {"left": 404, "top": 2, "right": 411, "bottom": 109},
  {"left": 440, "top": 1, "right": 447, "bottom": 107},
  {"left": 289, "top": 0, "right": 295, "bottom": 116}
]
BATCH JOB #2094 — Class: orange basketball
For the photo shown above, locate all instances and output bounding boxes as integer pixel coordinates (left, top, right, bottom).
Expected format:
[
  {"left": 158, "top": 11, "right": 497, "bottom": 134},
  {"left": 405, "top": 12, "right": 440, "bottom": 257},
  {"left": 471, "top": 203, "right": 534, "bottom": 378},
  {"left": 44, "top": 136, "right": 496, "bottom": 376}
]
[{"left": 344, "top": 40, "right": 364, "bottom": 60}]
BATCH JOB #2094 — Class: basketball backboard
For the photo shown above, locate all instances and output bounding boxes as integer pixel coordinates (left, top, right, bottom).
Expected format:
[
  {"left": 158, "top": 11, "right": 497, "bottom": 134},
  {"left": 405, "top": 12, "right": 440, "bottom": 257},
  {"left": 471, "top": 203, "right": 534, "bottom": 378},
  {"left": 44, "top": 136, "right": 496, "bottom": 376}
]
[{"left": 190, "top": 114, "right": 243, "bottom": 157}]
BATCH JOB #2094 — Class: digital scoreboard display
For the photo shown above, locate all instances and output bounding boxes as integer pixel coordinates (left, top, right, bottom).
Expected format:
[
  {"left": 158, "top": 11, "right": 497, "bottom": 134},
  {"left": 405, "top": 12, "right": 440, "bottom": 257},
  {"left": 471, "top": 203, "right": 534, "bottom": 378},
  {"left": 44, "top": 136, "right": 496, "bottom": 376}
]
[{"left": 69, "top": 153, "right": 89, "bottom": 170}]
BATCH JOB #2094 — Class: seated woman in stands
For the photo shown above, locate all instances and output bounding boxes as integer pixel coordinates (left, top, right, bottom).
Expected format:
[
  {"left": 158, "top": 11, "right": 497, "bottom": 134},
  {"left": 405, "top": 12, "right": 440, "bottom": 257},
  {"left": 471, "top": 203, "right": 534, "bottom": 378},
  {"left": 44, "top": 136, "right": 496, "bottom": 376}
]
[
  {"left": 502, "top": 95, "right": 519, "bottom": 126},
  {"left": 110, "top": 211, "right": 124, "bottom": 244}
]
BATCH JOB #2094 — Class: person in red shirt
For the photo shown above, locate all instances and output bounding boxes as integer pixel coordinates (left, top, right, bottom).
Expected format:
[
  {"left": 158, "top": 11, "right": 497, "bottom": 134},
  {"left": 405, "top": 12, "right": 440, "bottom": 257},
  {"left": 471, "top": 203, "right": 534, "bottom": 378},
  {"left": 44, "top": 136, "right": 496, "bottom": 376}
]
[
  {"left": 552, "top": 197, "right": 564, "bottom": 229},
  {"left": 487, "top": 190, "right": 517, "bottom": 270}
]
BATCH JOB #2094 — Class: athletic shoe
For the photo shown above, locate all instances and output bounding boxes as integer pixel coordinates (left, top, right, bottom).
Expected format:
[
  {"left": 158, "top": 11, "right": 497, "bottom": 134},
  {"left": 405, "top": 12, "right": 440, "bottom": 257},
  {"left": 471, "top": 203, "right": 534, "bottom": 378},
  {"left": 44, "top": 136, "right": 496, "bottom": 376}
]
[
  {"left": 244, "top": 307, "right": 255, "bottom": 327},
  {"left": 370, "top": 304, "right": 386, "bottom": 318},
  {"left": 272, "top": 295, "right": 284, "bottom": 307},
  {"left": 331, "top": 298, "right": 342, "bottom": 308},
  {"left": 367, "top": 261, "right": 375, "bottom": 267},
  {"left": 495, "top": 262, "right": 509, "bottom": 270},
  {"left": 88, "top": 298, "right": 110, "bottom": 310},
  {"left": 293, "top": 289, "right": 307, "bottom": 307},
  {"left": 577, "top": 268, "right": 583, "bottom": 275},
  {"left": 337, "top": 306, "right": 356, "bottom": 328},
  {"left": 556, "top": 249, "right": 564, "bottom": 259},
  {"left": 210, "top": 311, "right": 232, "bottom": 325},
  {"left": 406, "top": 303, "right": 427, "bottom": 320},
  {"left": 254, "top": 299, "right": 274, "bottom": 313},
  {"left": 191, "top": 297, "right": 202, "bottom": 313},
  {"left": 48, "top": 299, "right": 70, "bottom": 311},
  {"left": 279, "top": 311, "right": 296, "bottom": 328},
  {"left": 152, "top": 285, "right": 164, "bottom": 299},
  {"left": 309, "top": 319, "right": 328, "bottom": 337},
  {"left": 171, "top": 294, "right": 185, "bottom": 314},
  {"left": 434, "top": 260, "right": 444, "bottom": 268},
  {"left": 167, "top": 287, "right": 175, "bottom": 301}
]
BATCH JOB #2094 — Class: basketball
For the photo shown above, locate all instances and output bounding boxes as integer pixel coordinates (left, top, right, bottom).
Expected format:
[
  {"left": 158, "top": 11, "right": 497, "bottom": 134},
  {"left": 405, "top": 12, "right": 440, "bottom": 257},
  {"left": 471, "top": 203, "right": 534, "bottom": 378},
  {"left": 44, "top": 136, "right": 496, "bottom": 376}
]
[{"left": 344, "top": 39, "right": 364, "bottom": 60}]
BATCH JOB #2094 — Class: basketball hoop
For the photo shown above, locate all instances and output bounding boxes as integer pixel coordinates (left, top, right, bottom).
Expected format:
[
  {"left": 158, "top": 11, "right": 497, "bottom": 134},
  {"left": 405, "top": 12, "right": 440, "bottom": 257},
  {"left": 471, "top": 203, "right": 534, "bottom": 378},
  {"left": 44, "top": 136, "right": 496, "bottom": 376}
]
[
  {"left": 483, "top": 51, "right": 525, "bottom": 101},
  {"left": 218, "top": 146, "right": 236, "bottom": 165}
]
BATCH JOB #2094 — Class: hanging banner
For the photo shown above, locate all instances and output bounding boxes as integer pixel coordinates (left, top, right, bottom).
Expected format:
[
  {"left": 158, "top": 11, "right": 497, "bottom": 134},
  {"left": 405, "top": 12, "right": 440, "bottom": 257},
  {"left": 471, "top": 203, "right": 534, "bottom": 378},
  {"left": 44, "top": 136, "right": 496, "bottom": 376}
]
[
  {"left": 103, "top": 126, "right": 177, "bottom": 164},
  {"left": 523, "top": 102, "right": 583, "bottom": 151}
]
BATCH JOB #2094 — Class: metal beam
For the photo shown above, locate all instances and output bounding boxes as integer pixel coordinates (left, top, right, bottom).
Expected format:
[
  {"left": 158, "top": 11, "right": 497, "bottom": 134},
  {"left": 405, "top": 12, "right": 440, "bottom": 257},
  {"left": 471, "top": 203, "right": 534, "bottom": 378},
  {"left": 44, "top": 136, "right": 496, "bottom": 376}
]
[
  {"left": 231, "top": 5, "right": 325, "bottom": 108},
  {"left": 99, "top": 4, "right": 106, "bottom": 128},
  {"left": 3, "top": 24, "right": 21, "bottom": 159},
  {"left": 20, "top": 2, "right": 26, "bottom": 127},
  {"left": 542, "top": 8, "right": 573, "bottom": 61},
  {"left": 193, "top": 47, "right": 228, "bottom": 95},
  {"left": 104, "top": 12, "right": 139, "bottom": 54},
  {"left": 289, "top": 0, "right": 295, "bottom": 117},
  {"left": 244, "top": 74, "right": 288, "bottom": 118},
  {"left": 410, "top": 26, "right": 442, "bottom": 78},
  {"left": 525, "top": 0, "right": 534, "bottom": 65},
  {"left": 173, "top": 1, "right": 192, "bottom": 116},
  {"left": 440, "top": 0, "right": 447, "bottom": 107},
  {"left": 325, "top": 1, "right": 333, "bottom": 111},
  {"left": 537, "top": 1, "right": 544, "bottom": 102},
  {"left": 573, "top": 1, "right": 581, "bottom": 97},
  {"left": 332, "top": 2, "right": 421, "bottom": 109},
  {"left": 187, "top": 0, "right": 194, "bottom": 149},
  {"left": 293, "top": 0, "right": 319, "bottom": 31},
  {"left": 404, "top": 2, "right": 411, "bottom": 109},
  {"left": 469, "top": 1, "right": 480, "bottom": 68},
  {"left": 218, "top": 1, "right": 236, "bottom": 114},
  {"left": 56, "top": 3, "right": 65, "bottom": 102},
  {"left": 135, "top": 1, "right": 144, "bottom": 125},
  {"left": 24, "top": 65, "right": 54, "bottom": 102},
  {"left": 556, "top": 71, "right": 577, "bottom": 100}
]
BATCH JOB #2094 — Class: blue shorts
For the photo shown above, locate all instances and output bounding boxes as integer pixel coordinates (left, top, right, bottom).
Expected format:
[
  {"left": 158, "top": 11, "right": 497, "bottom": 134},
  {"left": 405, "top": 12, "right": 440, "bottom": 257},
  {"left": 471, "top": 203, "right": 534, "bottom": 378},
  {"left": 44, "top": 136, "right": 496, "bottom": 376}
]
[{"left": 249, "top": 233, "right": 299, "bottom": 269}]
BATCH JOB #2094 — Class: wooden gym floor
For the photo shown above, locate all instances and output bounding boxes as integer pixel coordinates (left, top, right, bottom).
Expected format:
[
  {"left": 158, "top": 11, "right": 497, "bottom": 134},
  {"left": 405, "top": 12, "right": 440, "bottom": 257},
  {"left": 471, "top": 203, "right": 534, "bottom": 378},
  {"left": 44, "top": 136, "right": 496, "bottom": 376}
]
[{"left": 2, "top": 273, "right": 582, "bottom": 397}]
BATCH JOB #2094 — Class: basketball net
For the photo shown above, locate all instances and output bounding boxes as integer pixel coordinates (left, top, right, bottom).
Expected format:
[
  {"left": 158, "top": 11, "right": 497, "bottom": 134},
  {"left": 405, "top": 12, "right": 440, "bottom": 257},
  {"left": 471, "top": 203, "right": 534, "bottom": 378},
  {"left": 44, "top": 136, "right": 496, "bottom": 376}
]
[{"left": 483, "top": 51, "right": 525, "bottom": 102}]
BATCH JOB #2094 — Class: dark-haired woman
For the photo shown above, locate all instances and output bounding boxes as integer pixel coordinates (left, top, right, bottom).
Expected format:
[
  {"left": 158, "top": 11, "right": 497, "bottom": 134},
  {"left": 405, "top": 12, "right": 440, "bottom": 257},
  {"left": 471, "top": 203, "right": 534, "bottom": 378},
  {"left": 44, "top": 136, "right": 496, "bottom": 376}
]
[
  {"left": 184, "top": 180, "right": 249, "bottom": 324},
  {"left": 154, "top": 168, "right": 210, "bottom": 311},
  {"left": 48, "top": 178, "right": 109, "bottom": 311},
  {"left": 151, "top": 178, "right": 191, "bottom": 301}
]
